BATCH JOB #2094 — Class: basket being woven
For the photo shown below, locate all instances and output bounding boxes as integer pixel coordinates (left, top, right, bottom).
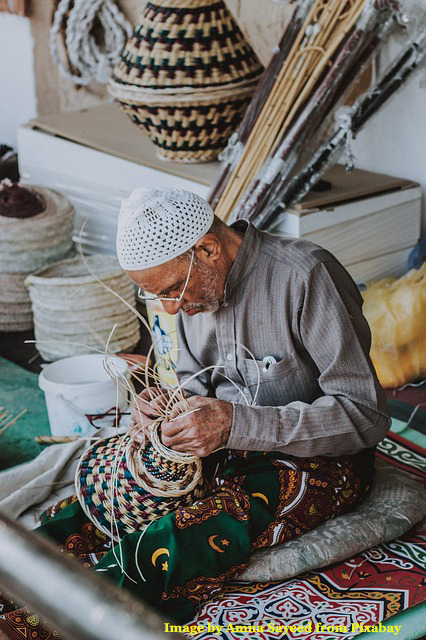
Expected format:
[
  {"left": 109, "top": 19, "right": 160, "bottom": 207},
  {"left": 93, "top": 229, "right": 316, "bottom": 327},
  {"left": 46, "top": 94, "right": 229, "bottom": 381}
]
[
  {"left": 108, "top": 0, "right": 263, "bottom": 162},
  {"left": 75, "top": 426, "right": 205, "bottom": 540}
]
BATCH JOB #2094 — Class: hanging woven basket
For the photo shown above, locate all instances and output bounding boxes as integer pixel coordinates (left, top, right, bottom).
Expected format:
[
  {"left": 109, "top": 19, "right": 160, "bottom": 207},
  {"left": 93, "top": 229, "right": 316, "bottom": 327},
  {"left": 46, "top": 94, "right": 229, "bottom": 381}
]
[
  {"left": 25, "top": 255, "right": 140, "bottom": 361},
  {"left": 108, "top": 0, "right": 263, "bottom": 162},
  {"left": 0, "top": 182, "right": 75, "bottom": 332},
  {"left": 75, "top": 427, "right": 205, "bottom": 540}
]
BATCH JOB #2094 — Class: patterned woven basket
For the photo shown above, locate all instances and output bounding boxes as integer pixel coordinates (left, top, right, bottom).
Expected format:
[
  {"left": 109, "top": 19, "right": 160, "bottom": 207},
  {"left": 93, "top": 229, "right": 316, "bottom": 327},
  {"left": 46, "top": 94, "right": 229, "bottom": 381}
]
[
  {"left": 108, "top": 0, "right": 263, "bottom": 162},
  {"left": 75, "top": 427, "right": 205, "bottom": 540}
]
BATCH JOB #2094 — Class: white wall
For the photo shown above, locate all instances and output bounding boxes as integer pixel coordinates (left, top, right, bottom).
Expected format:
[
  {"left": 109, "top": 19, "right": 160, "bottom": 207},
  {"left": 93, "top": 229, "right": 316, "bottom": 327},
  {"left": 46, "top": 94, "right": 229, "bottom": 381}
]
[
  {"left": 0, "top": 13, "right": 37, "bottom": 149},
  {"left": 352, "top": 9, "right": 426, "bottom": 235}
]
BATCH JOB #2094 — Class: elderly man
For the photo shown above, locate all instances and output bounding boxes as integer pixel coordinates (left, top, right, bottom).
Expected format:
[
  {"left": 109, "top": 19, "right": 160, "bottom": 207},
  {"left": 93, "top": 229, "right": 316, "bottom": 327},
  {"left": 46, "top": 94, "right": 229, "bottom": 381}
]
[
  {"left": 30, "top": 188, "right": 389, "bottom": 628},
  {"left": 93, "top": 187, "right": 389, "bottom": 619},
  {"left": 119, "top": 188, "right": 389, "bottom": 458}
]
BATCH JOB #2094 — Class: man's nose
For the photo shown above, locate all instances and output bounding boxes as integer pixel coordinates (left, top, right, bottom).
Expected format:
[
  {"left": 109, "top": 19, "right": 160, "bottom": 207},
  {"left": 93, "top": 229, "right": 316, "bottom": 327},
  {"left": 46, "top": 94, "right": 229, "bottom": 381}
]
[{"left": 161, "top": 299, "right": 184, "bottom": 315}]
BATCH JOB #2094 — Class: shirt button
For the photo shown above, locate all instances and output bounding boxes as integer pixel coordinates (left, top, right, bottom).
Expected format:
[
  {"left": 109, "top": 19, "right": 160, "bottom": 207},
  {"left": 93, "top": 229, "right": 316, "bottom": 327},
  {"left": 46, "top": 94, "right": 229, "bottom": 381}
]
[
  {"left": 226, "top": 353, "right": 233, "bottom": 361},
  {"left": 223, "top": 301, "right": 229, "bottom": 307}
]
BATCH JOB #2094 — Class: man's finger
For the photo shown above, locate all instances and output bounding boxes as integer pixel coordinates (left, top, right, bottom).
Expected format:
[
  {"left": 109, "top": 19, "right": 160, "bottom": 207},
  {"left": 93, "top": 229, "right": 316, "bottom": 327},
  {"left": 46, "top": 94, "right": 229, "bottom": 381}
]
[
  {"left": 162, "top": 432, "right": 192, "bottom": 452},
  {"left": 161, "top": 419, "right": 187, "bottom": 438},
  {"left": 167, "top": 399, "right": 192, "bottom": 419},
  {"left": 150, "top": 390, "right": 171, "bottom": 409}
]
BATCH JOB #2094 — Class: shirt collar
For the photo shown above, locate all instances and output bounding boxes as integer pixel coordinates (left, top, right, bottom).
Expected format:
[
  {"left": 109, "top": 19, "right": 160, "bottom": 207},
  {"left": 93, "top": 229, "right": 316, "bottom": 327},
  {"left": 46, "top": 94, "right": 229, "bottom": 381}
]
[{"left": 222, "top": 220, "right": 263, "bottom": 305}]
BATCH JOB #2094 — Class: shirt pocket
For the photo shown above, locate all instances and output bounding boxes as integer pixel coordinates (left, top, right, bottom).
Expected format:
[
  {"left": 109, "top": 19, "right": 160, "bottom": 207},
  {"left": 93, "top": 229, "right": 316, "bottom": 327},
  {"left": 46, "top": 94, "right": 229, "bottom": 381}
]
[
  {"left": 241, "top": 353, "right": 301, "bottom": 406},
  {"left": 242, "top": 353, "right": 299, "bottom": 387}
]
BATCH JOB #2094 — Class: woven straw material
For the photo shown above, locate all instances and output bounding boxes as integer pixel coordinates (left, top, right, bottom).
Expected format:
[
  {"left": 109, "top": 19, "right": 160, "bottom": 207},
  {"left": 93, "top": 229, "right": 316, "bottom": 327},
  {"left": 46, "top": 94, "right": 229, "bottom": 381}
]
[
  {"left": 75, "top": 430, "right": 205, "bottom": 540},
  {"left": 117, "top": 93, "right": 253, "bottom": 162},
  {"left": 0, "top": 185, "right": 75, "bottom": 331},
  {"left": 112, "top": 0, "right": 263, "bottom": 90},
  {"left": 0, "top": 273, "right": 36, "bottom": 333},
  {"left": 0, "top": 272, "right": 33, "bottom": 332},
  {"left": 26, "top": 255, "right": 140, "bottom": 361},
  {"left": 108, "top": 0, "right": 263, "bottom": 162},
  {"left": 0, "top": 186, "right": 75, "bottom": 274}
]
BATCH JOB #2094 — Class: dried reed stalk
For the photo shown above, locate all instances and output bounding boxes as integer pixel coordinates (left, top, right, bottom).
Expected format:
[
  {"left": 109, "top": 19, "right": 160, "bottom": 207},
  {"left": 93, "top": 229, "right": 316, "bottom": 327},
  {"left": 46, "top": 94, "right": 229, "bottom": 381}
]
[
  {"left": 238, "top": 1, "right": 397, "bottom": 224},
  {"left": 257, "top": 25, "right": 426, "bottom": 230},
  {"left": 0, "top": 408, "right": 28, "bottom": 435},
  {"left": 214, "top": 0, "right": 366, "bottom": 222}
]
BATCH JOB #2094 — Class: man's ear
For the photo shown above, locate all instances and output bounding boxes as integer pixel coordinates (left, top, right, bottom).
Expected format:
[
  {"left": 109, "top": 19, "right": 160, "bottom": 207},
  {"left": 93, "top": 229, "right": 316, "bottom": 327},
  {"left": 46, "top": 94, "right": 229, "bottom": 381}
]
[{"left": 194, "top": 233, "right": 221, "bottom": 262}]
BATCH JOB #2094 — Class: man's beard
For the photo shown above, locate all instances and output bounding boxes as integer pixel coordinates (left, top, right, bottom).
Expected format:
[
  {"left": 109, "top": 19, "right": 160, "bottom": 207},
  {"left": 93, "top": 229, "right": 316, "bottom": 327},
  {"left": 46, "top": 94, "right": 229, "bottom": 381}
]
[{"left": 182, "top": 257, "right": 222, "bottom": 314}]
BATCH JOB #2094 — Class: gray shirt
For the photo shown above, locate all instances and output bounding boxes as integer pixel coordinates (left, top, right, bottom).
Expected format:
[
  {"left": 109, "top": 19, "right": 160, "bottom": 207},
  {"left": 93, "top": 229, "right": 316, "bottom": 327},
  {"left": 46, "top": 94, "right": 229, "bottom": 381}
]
[{"left": 176, "top": 221, "right": 390, "bottom": 457}]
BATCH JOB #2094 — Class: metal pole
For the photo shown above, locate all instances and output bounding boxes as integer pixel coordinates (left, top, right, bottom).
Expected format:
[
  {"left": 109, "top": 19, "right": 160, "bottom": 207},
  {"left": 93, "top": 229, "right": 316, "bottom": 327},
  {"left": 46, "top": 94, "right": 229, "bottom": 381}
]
[{"left": 0, "top": 511, "right": 184, "bottom": 640}]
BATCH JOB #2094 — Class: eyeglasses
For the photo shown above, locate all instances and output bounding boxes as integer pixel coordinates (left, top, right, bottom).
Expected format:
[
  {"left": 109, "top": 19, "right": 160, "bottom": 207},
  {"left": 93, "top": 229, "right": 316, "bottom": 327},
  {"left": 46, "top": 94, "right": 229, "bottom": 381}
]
[{"left": 138, "top": 249, "right": 194, "bottom": 302}]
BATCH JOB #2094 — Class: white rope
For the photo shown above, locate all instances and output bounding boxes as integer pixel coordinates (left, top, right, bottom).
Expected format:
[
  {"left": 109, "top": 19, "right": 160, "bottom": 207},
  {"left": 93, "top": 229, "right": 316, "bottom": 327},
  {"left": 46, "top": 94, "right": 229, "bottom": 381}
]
[
  {"left": 335, "top": 106, "right": 355, "bottom": 172},
  {"left": 50, "top": 0, "right": 132, "bottom": 86}
]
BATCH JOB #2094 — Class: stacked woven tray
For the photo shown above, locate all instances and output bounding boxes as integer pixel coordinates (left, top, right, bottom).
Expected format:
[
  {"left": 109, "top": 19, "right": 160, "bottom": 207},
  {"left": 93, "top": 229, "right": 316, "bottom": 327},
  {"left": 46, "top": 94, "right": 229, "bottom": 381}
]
[
  {"left": 108, "top": 0, "right": 263, "bottom": 162},
  {"left": 26, "top": 255, "right": 140, "bottom": 361},
  {"left": 76, "top": 428, "right": 205, "bottom": 540},
  {"left": 0, "top": 182, "right": 75, "bottom": 332}
]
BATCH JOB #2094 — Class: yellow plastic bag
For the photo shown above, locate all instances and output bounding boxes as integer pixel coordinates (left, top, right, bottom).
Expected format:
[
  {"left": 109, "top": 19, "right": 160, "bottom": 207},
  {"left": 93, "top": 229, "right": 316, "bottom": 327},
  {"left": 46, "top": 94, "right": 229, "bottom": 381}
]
[{"left": 362, "top": 263, "right": 426, "bottom": 388}]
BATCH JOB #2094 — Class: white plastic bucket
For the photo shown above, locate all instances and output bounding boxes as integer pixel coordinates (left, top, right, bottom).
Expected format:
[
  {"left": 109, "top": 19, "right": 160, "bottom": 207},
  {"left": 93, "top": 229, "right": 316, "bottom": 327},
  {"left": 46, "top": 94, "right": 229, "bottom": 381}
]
[{"left": 39, "top": 354, "right": 132, "bottom": 437}]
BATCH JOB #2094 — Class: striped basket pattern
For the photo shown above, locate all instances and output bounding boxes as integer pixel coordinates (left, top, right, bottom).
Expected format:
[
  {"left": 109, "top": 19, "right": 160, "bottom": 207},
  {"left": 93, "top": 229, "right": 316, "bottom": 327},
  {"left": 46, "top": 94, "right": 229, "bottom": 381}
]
[
  {"left": 75, "top": 431, "right": 205, "bottom": 540},
  {"left": 108, "top": 0, "right": 263, "bottom": 162}
]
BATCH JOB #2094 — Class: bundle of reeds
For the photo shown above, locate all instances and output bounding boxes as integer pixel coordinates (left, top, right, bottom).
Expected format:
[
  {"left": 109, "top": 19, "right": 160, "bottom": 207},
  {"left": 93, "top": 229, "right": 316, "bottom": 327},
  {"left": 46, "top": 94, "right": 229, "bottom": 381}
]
[
  {"left": 256, "top": 24, "right": 426, "bottom": 230},
  {"left": 209, "top": 0, "right": 405, "bottom": 223}
]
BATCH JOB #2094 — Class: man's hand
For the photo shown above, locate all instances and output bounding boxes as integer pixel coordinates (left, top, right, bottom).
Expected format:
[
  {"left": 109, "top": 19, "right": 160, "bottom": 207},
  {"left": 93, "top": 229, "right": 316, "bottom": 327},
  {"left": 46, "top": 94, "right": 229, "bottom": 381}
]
[
  {"left": 128, "top": 388, "right": 172, "bottom": 442},
  {"left": 161, "top": 396, "right": 232, "bottom": 457}
]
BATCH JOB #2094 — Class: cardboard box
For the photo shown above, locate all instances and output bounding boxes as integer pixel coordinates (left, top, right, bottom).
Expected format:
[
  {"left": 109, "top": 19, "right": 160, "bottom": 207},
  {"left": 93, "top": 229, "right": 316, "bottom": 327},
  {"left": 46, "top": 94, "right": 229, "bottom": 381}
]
[{"left": 268, "top": 165, "right": 421, "bottom": 282}]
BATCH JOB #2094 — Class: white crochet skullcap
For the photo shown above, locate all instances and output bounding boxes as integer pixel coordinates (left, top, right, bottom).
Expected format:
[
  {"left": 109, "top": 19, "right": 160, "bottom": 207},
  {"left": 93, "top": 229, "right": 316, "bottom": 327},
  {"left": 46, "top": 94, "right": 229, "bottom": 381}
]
[{"left": 116, "top": 187, "right": 214, "bottom": 270}]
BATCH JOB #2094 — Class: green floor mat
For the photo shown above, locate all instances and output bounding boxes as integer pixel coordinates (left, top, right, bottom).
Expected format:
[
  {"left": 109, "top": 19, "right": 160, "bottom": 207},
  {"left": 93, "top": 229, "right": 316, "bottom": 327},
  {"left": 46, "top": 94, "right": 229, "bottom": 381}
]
[
  {"left": 0, "top": 357, "right": 50, "bottom": 470},
  {"left": 391, "top": 417, "right": 426, "bottom": 449}
]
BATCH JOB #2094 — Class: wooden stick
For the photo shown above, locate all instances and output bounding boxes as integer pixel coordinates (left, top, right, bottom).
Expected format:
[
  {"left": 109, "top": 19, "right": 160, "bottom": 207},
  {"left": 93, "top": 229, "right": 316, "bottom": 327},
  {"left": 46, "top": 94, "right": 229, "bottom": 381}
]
[
  {"left": 214, "top": 0, "right": 366, "bottom": 221},
  {"left": 0, "top": 409, "right": 28, "bottom": 435},
  {"left": 35, "top": 436, "right": 80, "bottom": 444},
  {"left": 208, "top": 0, "right": 315, "bottom": 209},
  {"left": 238, "top": 3, "right": 397, "bottom": 226}
]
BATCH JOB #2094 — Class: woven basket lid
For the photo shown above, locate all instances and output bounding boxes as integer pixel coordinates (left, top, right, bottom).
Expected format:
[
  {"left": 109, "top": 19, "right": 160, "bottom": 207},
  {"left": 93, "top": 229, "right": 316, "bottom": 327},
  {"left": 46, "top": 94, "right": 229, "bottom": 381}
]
[
  {"left": 75, "top": 431, "right": 205, "bottom": 540},
  {"left": 111, "top": 0, "right": 263, "bottom": 92}
]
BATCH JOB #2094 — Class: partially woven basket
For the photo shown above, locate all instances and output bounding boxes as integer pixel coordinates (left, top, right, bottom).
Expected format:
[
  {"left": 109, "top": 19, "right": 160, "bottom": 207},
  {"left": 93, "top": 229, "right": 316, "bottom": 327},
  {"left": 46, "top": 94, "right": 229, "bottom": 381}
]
[
  {"left": 75, "top": 427, "right": 205, "bottom": 540},
  {"left": 108, "top": 0, "right": 263, "bottom": 162}
]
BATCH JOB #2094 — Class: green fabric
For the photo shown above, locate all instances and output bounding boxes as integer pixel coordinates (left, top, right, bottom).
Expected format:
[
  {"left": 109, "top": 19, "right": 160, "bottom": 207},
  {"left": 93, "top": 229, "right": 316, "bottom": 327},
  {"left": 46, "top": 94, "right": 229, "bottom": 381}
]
[
  {"left": 36, "top": 450, "right": 371, "bottom": 624},
  {"left": 0, "top": 357, "right": 50, "bottom": 470},
  {"left": 354, "top": 601, "right": 426, "bottom": 640},
  {"left": 390, "top": 418, "right": 426, "bottom": 449},
  {"left": 387, "top": 398, "right": 426, "bottom": 436}
]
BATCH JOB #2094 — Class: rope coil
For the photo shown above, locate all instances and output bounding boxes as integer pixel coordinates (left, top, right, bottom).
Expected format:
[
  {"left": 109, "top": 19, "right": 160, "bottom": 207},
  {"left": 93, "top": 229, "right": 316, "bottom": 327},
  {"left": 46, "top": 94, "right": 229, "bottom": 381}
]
[{"left": 50, "top": 0, "right": 132, "bottom": 86}]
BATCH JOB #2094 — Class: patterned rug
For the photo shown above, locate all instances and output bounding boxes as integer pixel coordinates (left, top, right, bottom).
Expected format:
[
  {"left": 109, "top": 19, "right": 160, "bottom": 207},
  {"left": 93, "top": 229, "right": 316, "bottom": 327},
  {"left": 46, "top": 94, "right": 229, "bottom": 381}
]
[
  {"left": 188, "top": 432, "right": 426, "bottom": 640},
  {"left": 0, "top": 399, "right": 425, "bottom": 639}
]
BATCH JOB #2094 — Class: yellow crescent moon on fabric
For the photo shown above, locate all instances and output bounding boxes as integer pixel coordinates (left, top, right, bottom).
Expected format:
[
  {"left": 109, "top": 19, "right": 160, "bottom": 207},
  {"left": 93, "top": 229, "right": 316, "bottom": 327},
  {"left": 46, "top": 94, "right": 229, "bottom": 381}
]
[
  {"left": 252, "top": 492, "right": 269, "bottom": 505},
  {"left": 151, "top": 547, "right": 170, "bottom": 567},
  {"left": 208, "top": 535, "right": 225, "bottom": 553}
]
